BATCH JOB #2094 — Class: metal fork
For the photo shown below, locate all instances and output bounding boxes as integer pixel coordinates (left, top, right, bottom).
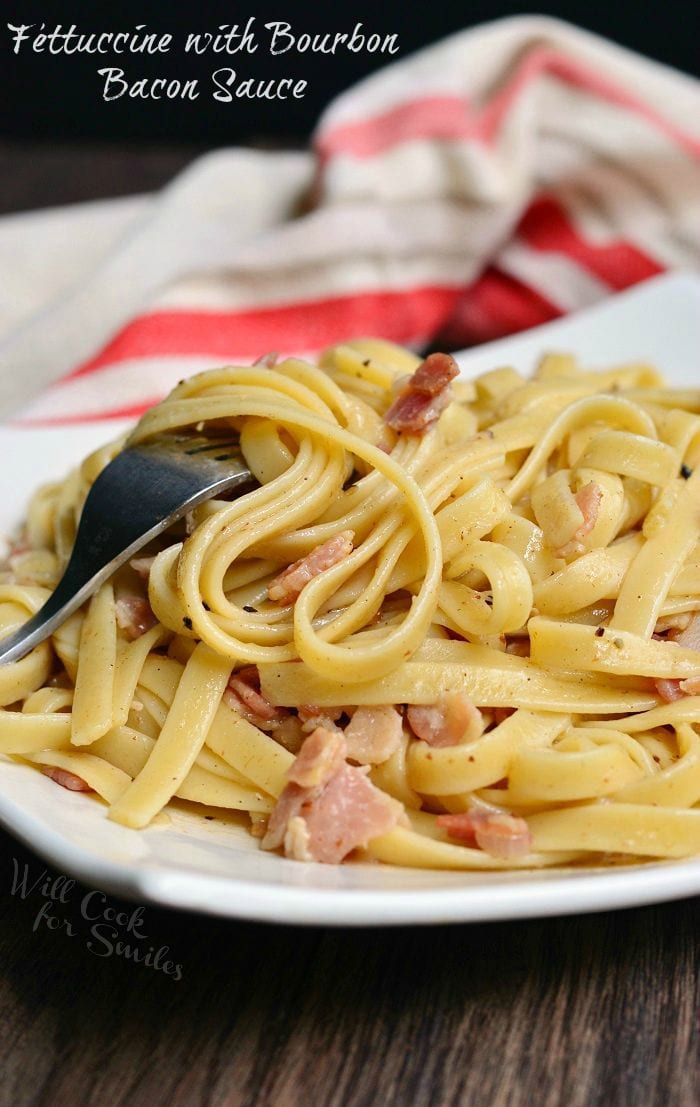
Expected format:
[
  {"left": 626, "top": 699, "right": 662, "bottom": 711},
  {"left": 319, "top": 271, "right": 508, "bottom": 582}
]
[{"left": 0, "top": 431, "right": 255, "bottom": 665}]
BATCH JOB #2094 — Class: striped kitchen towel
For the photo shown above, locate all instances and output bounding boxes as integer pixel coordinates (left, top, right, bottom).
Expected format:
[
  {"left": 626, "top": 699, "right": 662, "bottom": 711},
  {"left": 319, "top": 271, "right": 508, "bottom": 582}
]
[{"left": 1, "top": 14, "right": 698, "bottom": 425}]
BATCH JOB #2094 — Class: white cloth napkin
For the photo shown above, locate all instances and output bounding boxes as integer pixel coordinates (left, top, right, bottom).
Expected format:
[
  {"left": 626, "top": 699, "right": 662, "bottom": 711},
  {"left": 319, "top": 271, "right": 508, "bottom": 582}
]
[{"left": 1, "top": 15, "right": 698, "bottom": 424}]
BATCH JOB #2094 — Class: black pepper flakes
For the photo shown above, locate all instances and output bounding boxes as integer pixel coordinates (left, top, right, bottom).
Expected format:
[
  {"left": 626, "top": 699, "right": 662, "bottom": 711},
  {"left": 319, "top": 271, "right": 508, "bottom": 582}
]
[
  {"left": 183, "top": 616, "right": 193, "bottom": 630},
  {"left": 680, "top": 463, "right": 693, "bottom": 480},
  {"left": 595, "top": 626, "right": 605, "bottom": 637},
  {"left": 243, "top": 605, "right": 258, "bottom": 613}
]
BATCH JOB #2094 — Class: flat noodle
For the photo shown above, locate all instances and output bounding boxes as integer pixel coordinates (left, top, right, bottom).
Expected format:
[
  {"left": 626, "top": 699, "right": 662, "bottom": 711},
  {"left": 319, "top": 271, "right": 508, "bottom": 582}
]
[
  {"left": 71, "top": 582, "right": 117, "bottom": 746},
  {"left": 108, "top": 642, "right": 232, "bottom": 828},
  {"left": 2, "top": 342, "right": 700, "bottom": 871}
]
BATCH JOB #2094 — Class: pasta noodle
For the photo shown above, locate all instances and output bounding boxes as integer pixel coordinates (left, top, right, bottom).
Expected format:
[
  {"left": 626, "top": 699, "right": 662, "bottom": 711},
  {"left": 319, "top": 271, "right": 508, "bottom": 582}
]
[{"left": 2, "top": 339, "right": 700, "bottom": 870}]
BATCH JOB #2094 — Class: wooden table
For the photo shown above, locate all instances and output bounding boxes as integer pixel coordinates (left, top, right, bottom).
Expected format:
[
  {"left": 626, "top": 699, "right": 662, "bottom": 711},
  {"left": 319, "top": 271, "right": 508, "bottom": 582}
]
[{"left": 0, "top": 143, "right": 698, "bottom": 1107}]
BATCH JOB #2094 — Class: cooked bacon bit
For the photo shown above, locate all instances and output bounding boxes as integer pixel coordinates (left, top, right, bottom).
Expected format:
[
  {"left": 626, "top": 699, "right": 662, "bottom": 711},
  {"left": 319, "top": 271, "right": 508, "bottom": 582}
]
[
  {"left": 297, "top": 705, "right": 316, "bottom": 721},
  {"left": 262, "top": 783, "right": 308, "bottom": 851},
  {"left": 249, "top": 813, "right": 268, "bottom": 839},
  {"left": 224, "top": 665, "right": 289, "bottom": 731},
  {"left": 8, "top": 550, "right": 33, "bottom": 575},
  {"left": 492, "top": 707, "right": 515, "bottom": 726},
  {"left": 115, "top": 593, "right": 157, "bottom": 641},
  {"left": 374, "top": 422, "right": 396, "bottom": 454},
  {"left": 412, "top": 353, "right": 461, "bottom": 394},
  {"left": 384, "top": 353, "right": 459, "bottom": 435},
  {"left": 3, "top": 532, "right": 32, "bottom": 568},
  {"left": 654, "top": 679, "right": 685, "bottom": 702},
  {"left": 672, "top": 613, "right": 700, "bottom": 653},
  {"left": 300, "top": 714, "right": 343, "bottom": 736},
  {"left": 253, "top": 351, "right": 278, "bottom": 367},
  {"left": 407, "top": 692, "right": 483, "bottom": 748},
  {"left": 288, "top": 726, "right": 346, "bottom": 789},
  {"left": 575, "top": 481, "right": 603, "bottom": 537},
  {"left": 555, "top": 481, "right": 603, "bottom": 557},
  {"left": 436, "top": 810, "right": 532, "bottom": 859},
  {"left": 271, "top": 715, "right": 305, "bottom": 753},
  {"left": 268, "top": 531, "right": 354, "bottom": 605},
  {"left": 297, "top": 704, "right": 345, "bottom": 734},
  {"left": 41, "top": 766, "right": 92, "bottom": 792},
  {"left": 283, "top": 816, "right": 313, "bottom": 861},
  {"left": 262, "top": 726, "right": 401, "bottom": 862},
  {"left": 385, "top": 390, "right": 453, "bottom": 434},
  {"left": 343, "top": 705, "right": 402, "bottom": 765},
  {"left": 130, "top": 556, "right": 155, "bottom": 580},
  {"left": 650, "top": 615, "right": 700, "bottom": 700},
  {"left": 301, "top": 764, "right": 401, "bottom": 863}
]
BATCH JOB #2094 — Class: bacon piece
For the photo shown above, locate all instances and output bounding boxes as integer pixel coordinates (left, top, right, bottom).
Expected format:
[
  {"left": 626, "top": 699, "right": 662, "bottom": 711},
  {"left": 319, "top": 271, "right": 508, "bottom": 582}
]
[
  {"left": 3, "top": 531, "right": 32, "bottom": 567},
  {"left": 384, "top": 353, "right": 459, "bottom": 435},
  {"left": 298, "top": 704, "right": 345, "bottom": 723},
  {"left": 298, "top": 703, "right": 345, "bottom": 735},
  {"left": 253, "top": 351, "right": 278, "bottom": 367},
  {"left": 672, "top": 613, "right": 700, "bottom": 652},
  {"left": 298, "top": 704, "right": 324, "bottom": 722},
  {"left": 651, "top": 615, "right": 700, "bottom": 701},
  {"left": 115, "top": 593, "right": 157, "bottom": 641},
  {"left": 288, "top": 725, "right": 346, "bottom": 788},
  {"left": 283, "top": 815, "right": 313, "bottom": 861},
  {"left": 407, "top": 692, "right": 483, "bottom": 748},
  {"left": 301, "top": 764, "right": 401, "bottom": 863},
  {"left": 654, "top": 679, "right": 684, "bottom": 702},
  {"left": 436, "top": 810, "right": 532, "bottom": 859},
  {"left": 271, "top": 715, "right": 305, "bottom": 753},
  {"left": 262, "top": 726, "right": 401, "bottom": 862},
  {"left": 555, "top": 481, "right": 603, "bottom": 557},
  {"left": 268, "top": 531, "right": 354, "bottom": 605},
  {"left": 262, "top": 782, "right": 308, "bottom": 850},
  {"left": 249, "top": 813, "right": 268, "bottom": 839},
  {"left": 411, "top": 353, "right": 460, "bottom": 395},
  {"left": 41, "top": 766, "right": 92, "bottom": 792},
  {"left": 224, "top": 666, "right": 289, "bottom": 731},
  {"left": 575, "top": 481, "right": 602, "bottom": 538},
  {"left": 130, "top": 556, "right": 155, "bottom": 580},
  {"left": 343, "top": 705, "right": 402, "bottom": 765},
  {"left": 384, "top": 390, "right": 452, "bottom": 434},
  {"left": 262, "top": 726, "right": 344, "bottom": 850}
]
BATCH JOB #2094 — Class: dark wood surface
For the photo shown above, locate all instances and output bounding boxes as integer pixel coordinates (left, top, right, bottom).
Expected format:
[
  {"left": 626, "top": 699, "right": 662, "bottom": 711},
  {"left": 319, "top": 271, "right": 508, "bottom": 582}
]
[{"left": 0, "top": 143, "right": 698, "bottom": 1107}]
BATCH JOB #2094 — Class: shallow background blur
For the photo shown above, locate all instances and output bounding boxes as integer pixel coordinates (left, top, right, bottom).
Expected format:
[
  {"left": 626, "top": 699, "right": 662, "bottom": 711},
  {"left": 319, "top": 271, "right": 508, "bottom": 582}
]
[{"left": 1, "top": 0, "right": 697, "bottom": 214}]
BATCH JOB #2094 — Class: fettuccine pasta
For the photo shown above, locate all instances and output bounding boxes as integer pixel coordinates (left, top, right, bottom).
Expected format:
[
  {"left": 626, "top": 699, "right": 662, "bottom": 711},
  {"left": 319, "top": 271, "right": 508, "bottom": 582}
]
[{"left": 3, "top": 339, "right": 700, "bottom": 870}]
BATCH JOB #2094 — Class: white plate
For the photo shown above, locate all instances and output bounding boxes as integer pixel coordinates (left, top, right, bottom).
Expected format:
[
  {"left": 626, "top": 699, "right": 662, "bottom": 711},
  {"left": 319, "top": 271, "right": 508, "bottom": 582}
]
[{"left": 2, "top": 271, "right": 700, "bottom": 925}]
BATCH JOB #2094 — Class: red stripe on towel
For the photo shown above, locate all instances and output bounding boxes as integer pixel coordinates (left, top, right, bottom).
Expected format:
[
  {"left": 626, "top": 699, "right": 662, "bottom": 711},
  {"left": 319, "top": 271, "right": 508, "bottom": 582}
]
[{"left": 67, "top": 285, "right": 464, "bottom": 379}]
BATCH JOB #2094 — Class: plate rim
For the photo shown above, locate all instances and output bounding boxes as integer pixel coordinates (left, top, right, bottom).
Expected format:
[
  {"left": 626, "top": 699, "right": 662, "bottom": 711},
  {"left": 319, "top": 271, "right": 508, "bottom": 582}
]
[
  {"left": 2, "top": 775, "right": 699, "bottom": 925},
  {"left": 2, "top": 270, "right": 700, "bottom": 925}
]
